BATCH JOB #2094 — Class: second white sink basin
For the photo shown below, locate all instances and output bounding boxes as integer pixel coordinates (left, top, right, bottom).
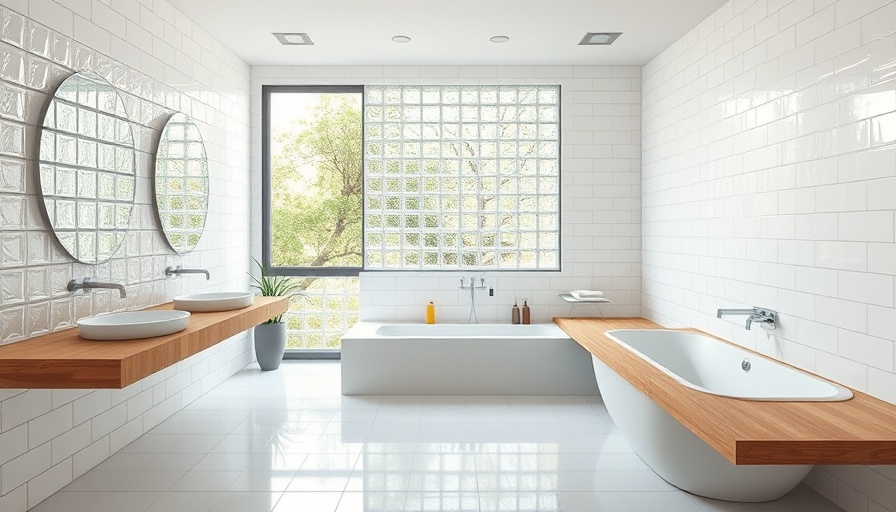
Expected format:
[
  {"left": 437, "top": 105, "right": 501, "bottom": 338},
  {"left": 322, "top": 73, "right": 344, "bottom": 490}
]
[
  {"left": 78, "top": 311, "right": 191, "bottom": 341},
  {"left": 173, "top": 292, "right": 255, "bottom": 312}
]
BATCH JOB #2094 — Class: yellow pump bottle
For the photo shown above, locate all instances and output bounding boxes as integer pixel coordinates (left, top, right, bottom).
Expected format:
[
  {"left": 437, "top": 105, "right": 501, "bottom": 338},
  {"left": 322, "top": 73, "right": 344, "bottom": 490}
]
[{"left": 426, "top": 302, "right": 435, "bottom": 324}]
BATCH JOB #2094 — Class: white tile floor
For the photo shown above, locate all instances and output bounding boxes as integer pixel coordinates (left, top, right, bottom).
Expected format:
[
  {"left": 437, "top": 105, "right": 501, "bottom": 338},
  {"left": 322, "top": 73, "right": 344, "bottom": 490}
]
[{"left": 33, "top": 362, "right": 842, "bottom": 512}]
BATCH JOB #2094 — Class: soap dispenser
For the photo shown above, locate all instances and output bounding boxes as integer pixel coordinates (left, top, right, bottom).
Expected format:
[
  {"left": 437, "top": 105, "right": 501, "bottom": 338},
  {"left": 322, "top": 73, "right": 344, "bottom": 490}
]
[
  {"left": 511, "top": 301, "right": 520, "bottom": 324},
  {"left": 522, "top": 300, "right": 531, "bottom": 324}
]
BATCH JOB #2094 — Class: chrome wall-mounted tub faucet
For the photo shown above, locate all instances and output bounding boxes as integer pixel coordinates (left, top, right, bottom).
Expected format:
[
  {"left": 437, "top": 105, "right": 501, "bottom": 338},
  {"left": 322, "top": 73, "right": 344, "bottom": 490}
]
[
  {"left": 459, "top": 276, "right": 489, "bottom": 324},
  {"left": 717, "top": 307, "right": 778, "bottom": 330}
]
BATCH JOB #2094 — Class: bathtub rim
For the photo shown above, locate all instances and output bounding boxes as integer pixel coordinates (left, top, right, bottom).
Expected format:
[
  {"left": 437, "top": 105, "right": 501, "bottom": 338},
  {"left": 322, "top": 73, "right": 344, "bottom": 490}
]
[
  {"left": 605, "top": 329, "right": 853, "bottom": 402},
  {"left": 342, "top": 321, "right": 571, "bottom": 340}
]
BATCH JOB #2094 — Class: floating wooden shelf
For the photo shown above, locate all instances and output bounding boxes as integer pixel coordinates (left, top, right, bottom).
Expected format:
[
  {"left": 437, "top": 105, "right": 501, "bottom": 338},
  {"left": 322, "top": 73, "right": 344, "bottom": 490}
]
[
  {"left": 555, "top": 317, "right": 896, "bottom": 465},
  {"left": 0, "top": 296, "right": 288, "bottom": 389}
]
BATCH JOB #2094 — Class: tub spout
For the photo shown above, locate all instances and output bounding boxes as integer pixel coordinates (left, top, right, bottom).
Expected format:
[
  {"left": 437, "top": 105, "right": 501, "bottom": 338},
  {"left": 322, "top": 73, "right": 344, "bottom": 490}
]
[
  {"left": 717, "top": 307, "right": 777, "bottom": 330},
  {"left": 716, "top": 308, "right": 753, "bottom": 318}
]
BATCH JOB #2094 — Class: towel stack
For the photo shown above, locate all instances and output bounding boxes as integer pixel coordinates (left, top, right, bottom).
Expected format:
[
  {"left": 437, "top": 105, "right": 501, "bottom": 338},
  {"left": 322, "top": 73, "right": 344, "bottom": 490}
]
[{"left": 570, "top": 290, "right": 604, "bottom": 301}]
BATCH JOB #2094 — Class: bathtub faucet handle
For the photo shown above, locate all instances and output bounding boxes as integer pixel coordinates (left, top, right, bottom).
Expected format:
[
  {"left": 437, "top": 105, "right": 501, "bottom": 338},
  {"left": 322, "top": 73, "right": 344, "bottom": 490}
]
[{"left": 746, "top": 308, "right": 777, "bottom": 330}]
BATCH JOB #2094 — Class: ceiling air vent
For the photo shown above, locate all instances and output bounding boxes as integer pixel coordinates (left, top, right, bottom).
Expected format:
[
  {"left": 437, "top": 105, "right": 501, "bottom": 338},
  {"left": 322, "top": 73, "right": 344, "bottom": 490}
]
[
  {"left": 273, "top": 33, "right": 314, "bottom": 45},
  {"left": 578, "top": 32, "right": 622, "bottom": 45}
]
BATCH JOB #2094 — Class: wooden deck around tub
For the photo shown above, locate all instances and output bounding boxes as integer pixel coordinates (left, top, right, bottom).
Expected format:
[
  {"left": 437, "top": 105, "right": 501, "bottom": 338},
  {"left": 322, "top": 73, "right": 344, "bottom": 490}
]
[
  {"left": 0, "top": 297, "right": 288, "bottom": 389},
  {"left": 554, "top": 317, "right": 896, "bottom": 465}
]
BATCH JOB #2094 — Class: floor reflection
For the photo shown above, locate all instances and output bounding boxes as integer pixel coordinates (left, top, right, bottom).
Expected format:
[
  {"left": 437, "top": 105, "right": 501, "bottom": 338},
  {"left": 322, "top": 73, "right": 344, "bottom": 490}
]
[{"left": 34, "top": 362, "right": 843, "bottom": 512}]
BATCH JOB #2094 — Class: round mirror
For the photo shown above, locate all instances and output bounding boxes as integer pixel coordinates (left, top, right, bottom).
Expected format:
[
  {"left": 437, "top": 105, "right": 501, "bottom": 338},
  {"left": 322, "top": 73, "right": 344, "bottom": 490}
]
[
  {"left": 153, "top": 113, "right": 209, "bottom": 254},
  {"left": 37, "top": 71, "right": 136, "bottom": 264}
]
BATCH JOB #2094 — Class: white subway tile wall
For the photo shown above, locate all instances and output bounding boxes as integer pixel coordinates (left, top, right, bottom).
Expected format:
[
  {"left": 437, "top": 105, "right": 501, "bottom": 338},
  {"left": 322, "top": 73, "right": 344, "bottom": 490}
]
[
  {"left": 642, "top": 0, "right": 896, "bottom": 511},
  {"left": 251, "top": 66, "right": 643, "bottom": 324},
  {"left": 0, "top": 0, "right": 250, "bottom": 510}
]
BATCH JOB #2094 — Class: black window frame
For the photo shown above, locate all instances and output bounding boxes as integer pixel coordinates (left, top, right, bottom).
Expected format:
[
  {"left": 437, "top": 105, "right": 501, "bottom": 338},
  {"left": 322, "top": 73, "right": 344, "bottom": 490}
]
[{"left": 261, "top": 84, "right": 366, "bottom": 277}]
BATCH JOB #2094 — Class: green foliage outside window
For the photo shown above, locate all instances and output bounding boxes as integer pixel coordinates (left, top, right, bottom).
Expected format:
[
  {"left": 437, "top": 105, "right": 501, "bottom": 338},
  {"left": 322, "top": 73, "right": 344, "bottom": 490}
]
[
  {"left": 270, "top": 95, "right": 363, "bottom": 269},
  {"left": 268, "top": 92, "right": 363, "bottom": 350}
]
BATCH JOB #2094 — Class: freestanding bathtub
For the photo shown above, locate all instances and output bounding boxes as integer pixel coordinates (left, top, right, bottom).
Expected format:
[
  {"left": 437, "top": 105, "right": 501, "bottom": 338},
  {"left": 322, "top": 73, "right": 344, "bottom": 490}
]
[
  {"left": 594, "top": 329, "right": 853, "bottom": 502},
  {"left": 341, "top": 322, "right": 599, "bottom": 395}
]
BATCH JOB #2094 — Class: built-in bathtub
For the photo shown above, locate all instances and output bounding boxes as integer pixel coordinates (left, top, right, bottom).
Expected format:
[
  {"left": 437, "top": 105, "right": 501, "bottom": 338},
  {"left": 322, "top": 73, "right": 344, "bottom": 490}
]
[
  {"left": 594, "top": 329, "right": 852, "bottom": 502},
  {"left": 340, "top": 322, "right": 599, "bottom": 395}
]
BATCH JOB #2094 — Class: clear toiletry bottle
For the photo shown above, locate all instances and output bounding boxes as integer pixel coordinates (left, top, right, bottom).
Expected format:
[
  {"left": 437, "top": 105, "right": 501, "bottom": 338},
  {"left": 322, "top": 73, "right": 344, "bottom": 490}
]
[
  {"left": 522, "top": 300, "right": 531, "bottom": 324},
  {"left": 512, "top": 301, "right": 520, "bottom": 324},
  {"left": 426, "top": 302, "right": 435, "bottom": 324}
]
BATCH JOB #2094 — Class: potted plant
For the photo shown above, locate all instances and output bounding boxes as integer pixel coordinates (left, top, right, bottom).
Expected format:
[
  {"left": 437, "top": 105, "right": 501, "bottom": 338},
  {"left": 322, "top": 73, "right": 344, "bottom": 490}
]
[{"left": 249, "top": 258, "right": 300, "bottom": 371}]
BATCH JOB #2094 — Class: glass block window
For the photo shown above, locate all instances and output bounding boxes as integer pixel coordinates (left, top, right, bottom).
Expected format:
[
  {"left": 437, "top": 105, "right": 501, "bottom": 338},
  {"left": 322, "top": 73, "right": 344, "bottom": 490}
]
[
  {"left": 364, "top": 85, "right": 560, "bottom": 270},
  {"left": 283, "top": 276, "right": 359, "bottom": 350}
]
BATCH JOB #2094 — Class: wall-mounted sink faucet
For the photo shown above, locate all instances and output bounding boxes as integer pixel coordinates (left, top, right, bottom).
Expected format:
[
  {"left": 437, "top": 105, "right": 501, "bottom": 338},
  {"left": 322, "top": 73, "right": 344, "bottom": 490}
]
[
  {"left": 67, "top": 278, "right": 126, "bottom": 298},
  {"left": 165, "top": 266, "right": 210, "bottom": 280},
  {"left": 717, "top": 307, "right": 777, "bottom": 330}
]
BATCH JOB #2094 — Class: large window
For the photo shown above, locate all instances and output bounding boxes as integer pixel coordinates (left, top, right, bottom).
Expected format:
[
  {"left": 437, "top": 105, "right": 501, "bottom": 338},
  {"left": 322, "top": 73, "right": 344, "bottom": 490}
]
[
  {"left": 363, "top": 85, "right": 560, "bottom": 270},
  {"left": 262, "top": 86, "right": 363, "bottom": 353},
  {"left": 262, "top": 84, "right": 562, "bottom": 351}
]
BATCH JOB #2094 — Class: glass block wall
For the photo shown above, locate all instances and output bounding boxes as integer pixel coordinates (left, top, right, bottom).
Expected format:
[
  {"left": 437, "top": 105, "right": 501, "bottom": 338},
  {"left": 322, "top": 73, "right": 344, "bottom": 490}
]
[
  {"left": 284, "top": 276, "right": 359, "bottom": 350},
  {"left": 364, "top": 85, "right": 561, "bottom": 270}
]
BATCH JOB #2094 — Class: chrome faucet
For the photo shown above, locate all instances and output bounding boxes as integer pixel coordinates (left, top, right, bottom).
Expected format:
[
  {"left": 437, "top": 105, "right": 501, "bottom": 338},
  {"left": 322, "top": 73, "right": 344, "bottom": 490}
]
[
  {"left": 459, "top": 276, "right": 489, "bottom": 324},
  {"left": 717, "top": 307, "right": 777, "bottom": 330},
  {"left": 67, "top": 277, "right": 126, "bottom": 298},
  {"left": 165, "top": 265, "right": 210, "bottom": 280},
  {"left": 459, "top": 276, "right": 487, "bottom": 291}
]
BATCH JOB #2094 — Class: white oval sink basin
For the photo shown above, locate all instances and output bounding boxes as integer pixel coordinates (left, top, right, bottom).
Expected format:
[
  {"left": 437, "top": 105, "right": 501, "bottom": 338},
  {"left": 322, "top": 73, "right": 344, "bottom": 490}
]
[
  {"left": 78, "top": 311, "right": 191, "bottom": 341},
  {"left": 173, "top": 292, "right": 255, "bottom": 312}
]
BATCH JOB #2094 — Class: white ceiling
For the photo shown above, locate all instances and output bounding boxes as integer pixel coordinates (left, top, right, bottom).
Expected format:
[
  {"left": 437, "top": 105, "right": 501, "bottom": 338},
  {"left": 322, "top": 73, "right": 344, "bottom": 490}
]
[{"left": 169, "top": 0, "right": 728, "bottom": 66}]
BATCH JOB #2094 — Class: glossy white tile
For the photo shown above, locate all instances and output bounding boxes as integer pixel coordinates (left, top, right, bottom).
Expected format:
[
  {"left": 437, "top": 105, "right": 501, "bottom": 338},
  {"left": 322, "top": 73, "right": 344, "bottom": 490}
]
[
  {"left": 33, "top": 361, "right": 844, "bottom": 511},
  {"left": 0, "top": 0, "right": 253, "bottom": 499},
  {"left": 64, "top": 469, "right": 185, "bottom": 492},
  {"left": 30, "top": 491, "right": 161, "bottom": 512},
  {"left": 271, "top": 491, "right": 342, "bottom": 512},
  {"left": 644, "top": 2, "right": 896, "bottom": 506},
  {"left": 145, "top": 492, "right": 223, "bottom": 512},
  {"left": 96, "top": 452, "right": 204, "bottom": 471},
  {"left": 334, "top": 491, "right": 407, "bottom": 512},
  {"left": 168, "top": 470, "right": 242, "bottom": 492}
]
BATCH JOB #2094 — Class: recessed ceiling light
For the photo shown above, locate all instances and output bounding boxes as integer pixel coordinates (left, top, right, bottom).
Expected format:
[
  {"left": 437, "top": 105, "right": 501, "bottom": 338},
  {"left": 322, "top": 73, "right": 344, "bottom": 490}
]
[
  {"left": 392, "top": 35, "right": 411, "bottom": 43},
  {"left": 272, "top": 32, "right": 314, "bottom": 45},
  {"left": 578, "top": 32, "right": 622, "bottom": 45},
  {"left": 489, "top": 35, "right": 510, "bottom": 43}
]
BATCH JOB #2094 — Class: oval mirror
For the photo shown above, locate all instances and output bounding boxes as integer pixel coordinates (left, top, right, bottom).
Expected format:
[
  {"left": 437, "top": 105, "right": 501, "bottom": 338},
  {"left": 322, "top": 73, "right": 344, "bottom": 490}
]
[
  {"left": 37, "top": 71, "right": 136, "bottom": 264},
  {"left": 153, "top": 113, "right": 209, "bottom": 254}
]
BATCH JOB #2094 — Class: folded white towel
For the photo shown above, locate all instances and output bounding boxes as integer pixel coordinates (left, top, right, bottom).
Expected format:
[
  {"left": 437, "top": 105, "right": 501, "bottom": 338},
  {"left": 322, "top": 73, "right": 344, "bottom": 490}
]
[{"left": 571, "top": 290, "right": 603, "bottom": 299}]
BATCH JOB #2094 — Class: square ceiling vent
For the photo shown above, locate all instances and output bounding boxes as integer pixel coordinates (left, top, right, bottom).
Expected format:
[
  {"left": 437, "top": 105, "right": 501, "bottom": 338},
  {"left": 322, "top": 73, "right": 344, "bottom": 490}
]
[
  {"left": 579, "top": 32, "right": 622, "bottom": 45},
  {"left": 273, "top": 33, "right": 314, "bottom": 45}
]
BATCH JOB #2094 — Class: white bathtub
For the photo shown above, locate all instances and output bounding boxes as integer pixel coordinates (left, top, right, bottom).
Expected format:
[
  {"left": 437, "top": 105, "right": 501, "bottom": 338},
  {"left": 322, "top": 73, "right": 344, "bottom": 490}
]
[
  {"left": 341, "top": 322, "right": 599, "bottom": 395},
  {"left": 593, "top": 329, "right": 853, "bottom": 502}
]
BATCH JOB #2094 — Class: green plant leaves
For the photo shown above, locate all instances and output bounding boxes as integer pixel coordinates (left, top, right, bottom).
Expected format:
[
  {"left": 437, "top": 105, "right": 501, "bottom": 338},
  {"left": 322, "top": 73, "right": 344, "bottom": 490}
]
[{"left": 249, "top": 257, "right": 301, "bottom": 323}]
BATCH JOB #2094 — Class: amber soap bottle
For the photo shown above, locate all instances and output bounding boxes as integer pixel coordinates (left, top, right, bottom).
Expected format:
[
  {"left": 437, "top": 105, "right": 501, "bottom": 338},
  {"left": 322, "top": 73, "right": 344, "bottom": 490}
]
[
  {"left": 522, "top": 300, "right": 531, "bottom": 324},
  {"left": 426, "top": 302, "right": 435, "bottom": 324}
]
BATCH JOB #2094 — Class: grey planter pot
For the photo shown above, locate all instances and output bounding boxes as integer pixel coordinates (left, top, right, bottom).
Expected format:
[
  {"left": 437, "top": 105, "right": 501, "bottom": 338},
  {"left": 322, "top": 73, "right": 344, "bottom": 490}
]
[{"left": 254, "top": 322, "right": 286, "bottom": 371}]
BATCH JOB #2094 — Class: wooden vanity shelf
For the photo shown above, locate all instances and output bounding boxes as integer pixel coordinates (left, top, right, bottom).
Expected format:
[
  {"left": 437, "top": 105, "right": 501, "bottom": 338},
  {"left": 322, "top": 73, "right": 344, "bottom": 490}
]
[
  {"left": 0, "top": 296, "right": 288, "bottom": 389},
  {"left": 555, "top": 317, "right": 896, "bottom": 466}
]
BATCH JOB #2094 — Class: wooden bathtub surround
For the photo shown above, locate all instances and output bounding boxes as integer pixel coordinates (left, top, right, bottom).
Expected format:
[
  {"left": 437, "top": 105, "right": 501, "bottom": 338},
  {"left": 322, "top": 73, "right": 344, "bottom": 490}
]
[
  {"left": 0, "top": 296, "right": 288, "bottom": 389},
  {"left": 555, "top": 317, "right": 896, "bottom": 466}
]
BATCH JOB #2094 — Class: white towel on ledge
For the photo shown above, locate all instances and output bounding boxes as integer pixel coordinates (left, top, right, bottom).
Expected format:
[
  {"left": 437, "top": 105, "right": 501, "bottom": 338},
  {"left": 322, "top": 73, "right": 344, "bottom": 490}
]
[{"left": 570, "top": 290, "right": 603, "bottom": 300}]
